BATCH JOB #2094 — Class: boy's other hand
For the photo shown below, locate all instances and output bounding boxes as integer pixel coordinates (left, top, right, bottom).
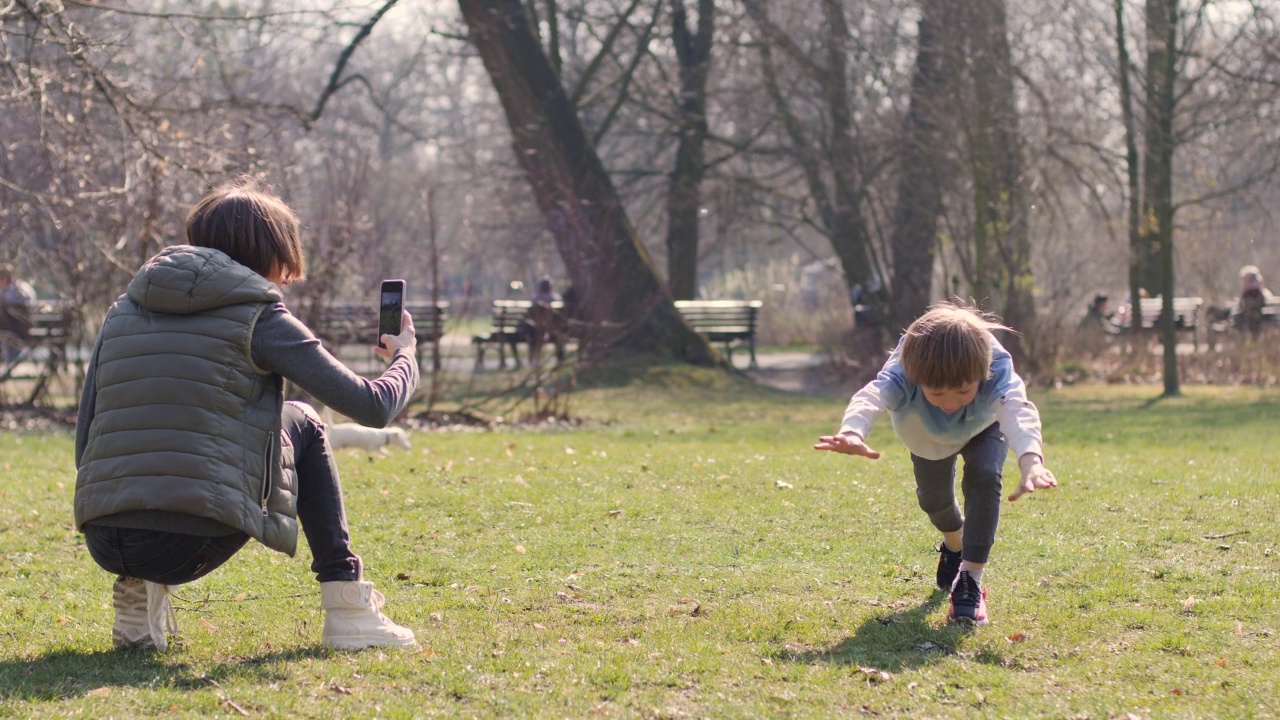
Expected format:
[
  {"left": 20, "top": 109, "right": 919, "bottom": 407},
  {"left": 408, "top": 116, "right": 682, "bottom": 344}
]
[
  {"left": 813, "top": 433, "right": 881, "bottom": 459},
  {"left": 1009, "top": 453, "right": 1057, "bottom": 501},
  {"left": 375, "top": 309, "right": 417, "bottom": 360}
]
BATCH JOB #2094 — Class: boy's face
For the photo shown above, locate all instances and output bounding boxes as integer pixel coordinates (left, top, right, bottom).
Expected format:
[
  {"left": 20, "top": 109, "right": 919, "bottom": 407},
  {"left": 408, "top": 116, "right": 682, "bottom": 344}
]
[{"left": 921, "top": 382, "right": 979, "bottom": 413}]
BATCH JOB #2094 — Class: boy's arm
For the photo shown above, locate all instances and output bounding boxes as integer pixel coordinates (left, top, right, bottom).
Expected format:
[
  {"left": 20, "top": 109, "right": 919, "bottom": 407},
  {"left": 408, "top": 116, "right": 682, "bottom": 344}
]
[
  {"left": 837, "top": 347, "right": 907, "bottom": 439},
  {"left": 989, "top": 352, "right": 1043, "bottom": 461}
]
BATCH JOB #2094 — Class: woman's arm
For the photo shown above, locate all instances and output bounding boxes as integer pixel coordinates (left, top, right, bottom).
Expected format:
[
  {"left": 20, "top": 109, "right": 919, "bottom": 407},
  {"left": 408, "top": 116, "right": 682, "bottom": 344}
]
[{"left": 251, "top": 303, "right": 418, "bottom": 427}]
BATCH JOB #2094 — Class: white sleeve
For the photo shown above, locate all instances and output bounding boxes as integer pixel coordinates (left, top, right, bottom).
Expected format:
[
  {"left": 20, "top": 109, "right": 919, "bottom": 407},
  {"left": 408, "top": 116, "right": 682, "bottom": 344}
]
[
  {"left": 992, "top": 366, "right": 1044, "bottom": 460},
  {"left": 838, "top": 350, "right": 907, "bottom": 440}
]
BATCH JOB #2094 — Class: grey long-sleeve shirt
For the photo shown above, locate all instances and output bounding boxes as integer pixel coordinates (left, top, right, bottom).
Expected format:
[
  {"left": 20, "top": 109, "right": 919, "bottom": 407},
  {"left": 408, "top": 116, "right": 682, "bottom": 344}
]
[{"left": 75, "top": 301, "right": 418, "bottom": 464}]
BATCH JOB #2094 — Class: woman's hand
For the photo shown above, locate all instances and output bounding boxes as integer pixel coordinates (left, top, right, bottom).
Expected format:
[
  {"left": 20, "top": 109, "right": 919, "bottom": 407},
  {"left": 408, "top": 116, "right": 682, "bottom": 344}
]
[{"left": 374, "top": 310, "right": 417, "bottom": 360}]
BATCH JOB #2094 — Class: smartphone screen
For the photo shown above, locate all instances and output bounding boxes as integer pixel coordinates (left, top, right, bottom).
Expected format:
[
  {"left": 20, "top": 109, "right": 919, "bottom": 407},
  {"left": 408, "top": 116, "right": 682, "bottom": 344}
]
[{"left": 377, "top": 279, "right": 406, "bottom": 348}]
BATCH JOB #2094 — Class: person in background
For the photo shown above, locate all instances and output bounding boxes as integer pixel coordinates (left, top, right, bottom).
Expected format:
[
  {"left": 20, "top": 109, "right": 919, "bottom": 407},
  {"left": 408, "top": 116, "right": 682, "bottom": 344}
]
[
  {"left": 1236, "top": 265, "right": 1272, "bottom": 339},
  {"left": 1079, "top": 293, "right": 1120, "bottom": 335},
  {"left": 75, "top": 177, "right": 420, "bottom": 652},
  {"left": 0, "top": 264, "right": 37, "bottom": 365}
]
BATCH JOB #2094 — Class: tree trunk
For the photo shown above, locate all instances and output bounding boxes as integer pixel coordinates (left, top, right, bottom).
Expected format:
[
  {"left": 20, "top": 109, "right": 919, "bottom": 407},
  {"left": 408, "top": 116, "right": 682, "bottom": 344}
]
[
  {"left": 664, "top": 0, "right": 714, "bottom": 301},
  {"left": 819, "top": 0, "right": 878, "bottom": 308},
  {"left": 459, "top": 0, "right": 716, "bottom": 364},
  {"left": 961, "top": 0, "right": 1036, "bottom": 369},
  {"left": 1114, "top": 0, "right": 1145, "bottom": 335},
  {"left": 1146, "top": 0, "right": 1180, "bottom": 395},
  {"left": 889, "top": 0, "right": 952, "bottom": 332},
  {"left": 1139, "top": 0, "right": 1173, "bottom": 300}
]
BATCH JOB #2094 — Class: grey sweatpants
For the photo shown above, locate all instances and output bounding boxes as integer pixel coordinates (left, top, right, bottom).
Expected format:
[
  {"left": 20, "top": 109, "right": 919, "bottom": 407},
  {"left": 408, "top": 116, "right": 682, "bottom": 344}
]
[{"left": 910, "top": 422, "right": 1006, "bottom": 564}]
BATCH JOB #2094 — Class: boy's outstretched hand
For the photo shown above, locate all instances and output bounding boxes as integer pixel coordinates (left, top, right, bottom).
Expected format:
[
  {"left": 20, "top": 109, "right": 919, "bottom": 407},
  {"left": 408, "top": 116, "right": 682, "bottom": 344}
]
[
  {"left": 1009, "top": 453, "right": 1057, "bottom": 501},
  {"left": 813, "top": 432, "right": 881, "bottom": 459}
]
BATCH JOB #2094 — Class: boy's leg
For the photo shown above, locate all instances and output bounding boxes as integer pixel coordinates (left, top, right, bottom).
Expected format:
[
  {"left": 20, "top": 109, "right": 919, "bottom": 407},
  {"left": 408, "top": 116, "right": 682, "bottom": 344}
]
[
  {"left": 911, "top": 453, "right": 965, "bottom": 590},
  {"left": 957, "top": 422, "right": 1007, "bottom": 567},
  {"left": 911, "top": 453, "right": 963, "bottom": 537}
]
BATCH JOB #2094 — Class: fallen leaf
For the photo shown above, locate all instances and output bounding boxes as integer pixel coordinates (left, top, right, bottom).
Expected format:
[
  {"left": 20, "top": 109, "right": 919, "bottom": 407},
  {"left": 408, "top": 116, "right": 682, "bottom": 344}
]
[
  {"left": 513, "top": 475, "right": 529, "bottom": 487},
  {"left": 56, "top": 617, "right": 67, "bottom": 626},
  {"left": 200, "top": 617, "right": 218, "bottom": 633},
  {"left": 332, "top": 684, "right": 353, "bottom": 695},
  {"left": 429, "top": 612, "right": 442, "bottom": 622},
  {"left": 1172, "top": 688, "right": 1183, "bottom": 696},
  {"left": 515, "top": 544, "right": 526, "bottom": 554},
  {"left": 1183, "top": 596, "right": 1198, "bottom": 612},
  {"left": 505, "top": 443, "right": 516, "bottom": 457},
  {"left": 973, "top": 689, "right": 986, "bottom": 704},
  {"left": 533, "top": 622, "right": 546, "bottom": 630},
  {"left": 619, "top": 637, "right": 640, "bottom": 646},
  {"left": 606, "top": 509, "right": 623, "bottom": 518},
  {"left": 234, "top": 593, "right": 247, "bottom": 602},
  {"left": 1215, "top": 658, "right": 1227, "bottom": 667},
  {"left": 858, "top": 666, "right": 892, "bottom": 683},
  {"left": 1236, "top": 620, "right": 1244, "bottom": 636},
  {"left": 761, "top": 657, "right": 773, "bottom": 665},
  {"left": 776, "top": 480, "right": 793, "bottom": 489},
  {"left": 1006, "top": 632, "right": 1029, "bottom": 643},
  {"left": 86, "top": 687, "right": 112, "bottom": 698},
  {"left": 396, "top": 572, "right": 411, "bottom": 580},
  {"left": 564, "top": 447, "right": 577, "bottom": 455}
]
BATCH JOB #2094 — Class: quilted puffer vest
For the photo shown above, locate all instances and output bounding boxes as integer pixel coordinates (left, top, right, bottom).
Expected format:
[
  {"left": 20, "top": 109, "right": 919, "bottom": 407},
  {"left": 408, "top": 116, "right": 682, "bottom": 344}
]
[{"left": 74, "top": 245, "right": 299, "bottom": 555}]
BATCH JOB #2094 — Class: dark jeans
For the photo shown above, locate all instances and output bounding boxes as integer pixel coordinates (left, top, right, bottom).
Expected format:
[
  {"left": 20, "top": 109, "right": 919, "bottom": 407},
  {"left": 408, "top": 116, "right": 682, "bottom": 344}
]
[
  {"left": 84, "top": 401, "right": 362, "bottom": 584},
  {"left": 910, "top": 422, "right": 1006, "bottom": 565}
]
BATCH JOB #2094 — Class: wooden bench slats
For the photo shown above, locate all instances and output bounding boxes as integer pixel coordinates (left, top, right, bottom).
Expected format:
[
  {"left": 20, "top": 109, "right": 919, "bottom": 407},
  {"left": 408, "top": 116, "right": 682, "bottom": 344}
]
[
  {"left": 312, "top": 300, "right": 448, "bottom": 371},
  {"left": 675, "top": 299, "right": 762, "bottom": 369}
]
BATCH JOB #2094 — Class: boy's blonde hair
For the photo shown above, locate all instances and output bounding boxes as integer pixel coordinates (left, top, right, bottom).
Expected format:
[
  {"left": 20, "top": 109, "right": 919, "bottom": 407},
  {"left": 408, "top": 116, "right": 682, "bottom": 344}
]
[
  {"left": 900, "top": 302, "right": 1009, "bottom": 388},
  {"left": 185, "top": 176, "right": 306, "bottom": 282}
]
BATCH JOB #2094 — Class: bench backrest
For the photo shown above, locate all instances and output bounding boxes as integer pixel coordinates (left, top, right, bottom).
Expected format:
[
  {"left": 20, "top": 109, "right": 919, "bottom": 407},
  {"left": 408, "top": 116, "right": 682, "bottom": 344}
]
[
  {"left": 488, "top": 299, "right": 565, "bottom": 332},
  {"left": 1134, "top": 297, "right": 1202, "bottom": 328},
  {"left": 314, "top": 301, "right": 448, "bottom": 344},
  {"left": 674, "top": 300, "right": 762, "bottom": 333},
  {"left": 26, "top": 301, "right": 74, "bottom": 342}
]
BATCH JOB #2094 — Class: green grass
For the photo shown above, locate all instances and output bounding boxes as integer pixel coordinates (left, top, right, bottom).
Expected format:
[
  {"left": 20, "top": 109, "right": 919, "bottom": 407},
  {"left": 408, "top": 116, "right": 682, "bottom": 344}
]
[{"left": 1, "top": 372, "right": 1278, "bottom": 718}]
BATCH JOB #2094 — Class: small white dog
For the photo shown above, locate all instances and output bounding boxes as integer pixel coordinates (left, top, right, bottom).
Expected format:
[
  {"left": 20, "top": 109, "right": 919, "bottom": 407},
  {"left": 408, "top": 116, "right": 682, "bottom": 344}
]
[{"left": 328, "top": 423, "right": 412, "bottom": 452}]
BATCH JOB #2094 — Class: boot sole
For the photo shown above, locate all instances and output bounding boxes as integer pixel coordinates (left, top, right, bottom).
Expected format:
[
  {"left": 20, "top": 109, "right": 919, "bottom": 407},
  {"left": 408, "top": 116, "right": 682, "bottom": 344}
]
[{"left": 324, "top": 636, "right": 418, "bottom": 650}]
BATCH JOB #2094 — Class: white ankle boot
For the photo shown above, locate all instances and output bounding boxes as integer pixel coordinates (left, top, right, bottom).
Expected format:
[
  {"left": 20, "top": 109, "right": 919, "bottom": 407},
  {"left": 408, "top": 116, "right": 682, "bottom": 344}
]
[
  {"left": 320, "top": 580, "right": 417, "bottom": 650},
  {"left": 112, "top": 576, "right": 176, "bottom": 650}
]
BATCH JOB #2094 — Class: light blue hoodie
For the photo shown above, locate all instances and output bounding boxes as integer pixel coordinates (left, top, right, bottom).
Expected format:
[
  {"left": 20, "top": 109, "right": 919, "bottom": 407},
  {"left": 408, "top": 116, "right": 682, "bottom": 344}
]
[{"left": 838, "top": 335, "right": 1043, "bottom": 461}]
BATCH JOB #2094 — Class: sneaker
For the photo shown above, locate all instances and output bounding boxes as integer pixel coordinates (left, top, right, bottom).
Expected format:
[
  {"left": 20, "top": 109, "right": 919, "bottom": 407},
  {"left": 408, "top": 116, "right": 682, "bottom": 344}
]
[
  {"left": 320, "top": 580, "right": 417, "bottom": 650},
  {"left": 112, "top": 577, "right": 177, "bottom": 650},
  {"left": 948, "top": 570, "right": 988, "bottom": 625},
  {"left": 936, "top": 543, "right": 962, "bottom": 591}
]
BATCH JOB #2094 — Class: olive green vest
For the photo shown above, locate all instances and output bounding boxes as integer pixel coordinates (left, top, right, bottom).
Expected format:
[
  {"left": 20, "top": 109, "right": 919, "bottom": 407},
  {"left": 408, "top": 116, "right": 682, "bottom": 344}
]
[{"left": 74, "top": 246, "right": 299, "bottom": 555}]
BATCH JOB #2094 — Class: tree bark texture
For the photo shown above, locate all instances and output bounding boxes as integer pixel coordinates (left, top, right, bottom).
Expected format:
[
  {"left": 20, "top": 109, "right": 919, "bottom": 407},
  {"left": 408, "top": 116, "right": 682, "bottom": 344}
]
[
  {"left": 958, "top": 0, "right": 1036, "bottom": 370},
  {"left": 459, "top": 0, "right": 716, "bottom": 364},
  {"left": 888, "top": 0, "right": 953, "bottom": 332},
  {"left": 1144, "top": 0, "right": 1180, "bottom": 395},
  {"left": 664, "top": 0, "right": 715, "bottom": 301}
]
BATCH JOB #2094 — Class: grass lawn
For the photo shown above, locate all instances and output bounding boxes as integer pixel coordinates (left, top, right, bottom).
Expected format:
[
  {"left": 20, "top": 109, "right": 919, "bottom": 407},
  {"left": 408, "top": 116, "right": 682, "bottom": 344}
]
[{"left": 0, "top": 369, "right": 1277, "bottom": 718}]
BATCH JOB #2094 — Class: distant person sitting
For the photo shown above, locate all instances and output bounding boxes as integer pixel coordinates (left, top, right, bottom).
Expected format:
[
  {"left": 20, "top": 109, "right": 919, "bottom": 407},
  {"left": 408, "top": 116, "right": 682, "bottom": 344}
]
[
  {"left": 521, "top": 276, "right": 566, "bottom": 364},
  {"left": 1079, "top": 293, "right": 1119, "bottom": 335},
  {"left": 1236, "top": 265, "right": 1273, "bottom": 338},
  {"left": 0, "top": 264, "right": 37, "bottom": 364}
]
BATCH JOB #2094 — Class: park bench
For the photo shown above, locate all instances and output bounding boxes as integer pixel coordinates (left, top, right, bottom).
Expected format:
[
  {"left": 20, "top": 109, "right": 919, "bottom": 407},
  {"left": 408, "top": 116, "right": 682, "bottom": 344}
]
[
  {"left": 472, "top": 299, "right": 569, "bottom": 370},
  {"left": 312, "top": 300, "right": 448, "bottom": 371},
  {"left": 0, "top": 300, "right": 74, "bottom": 406},
  {"left": 674, "top": 299, "right": 763, "bottom": 369},
  {"left": 1118, "top": 296, "right": 1204, "bottom": 349}
]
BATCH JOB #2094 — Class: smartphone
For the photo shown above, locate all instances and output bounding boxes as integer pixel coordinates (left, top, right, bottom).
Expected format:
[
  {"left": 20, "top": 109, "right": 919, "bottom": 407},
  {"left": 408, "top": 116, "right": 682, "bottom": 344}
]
[{"left": 377, "top": 279, "right": 406, "bottom": 349}]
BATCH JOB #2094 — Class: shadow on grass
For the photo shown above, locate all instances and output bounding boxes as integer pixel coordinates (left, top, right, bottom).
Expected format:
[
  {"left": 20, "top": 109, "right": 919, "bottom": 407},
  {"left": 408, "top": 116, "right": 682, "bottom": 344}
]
[
  {"left": 779, "top": 591, "right": 1000, "bottom": 672},
  {"left": 0, "top": 645, "right": 328, "bottom": 701}
]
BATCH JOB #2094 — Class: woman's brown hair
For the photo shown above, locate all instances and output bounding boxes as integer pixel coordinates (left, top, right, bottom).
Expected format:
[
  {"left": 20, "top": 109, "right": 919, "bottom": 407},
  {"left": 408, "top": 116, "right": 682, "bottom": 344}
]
[{"left": 185, "top": 176, "right": 306, "bottom": 282}]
